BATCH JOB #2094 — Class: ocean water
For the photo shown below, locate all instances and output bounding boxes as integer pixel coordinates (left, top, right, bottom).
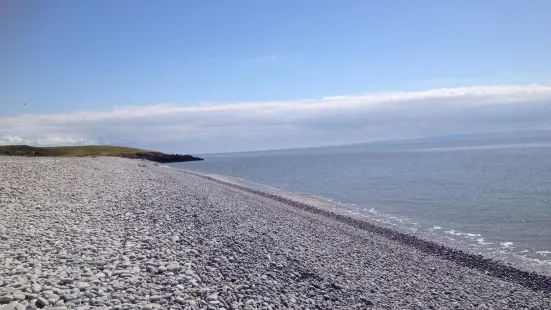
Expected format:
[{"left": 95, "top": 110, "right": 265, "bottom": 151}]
[{"left": 170, "top": 132, "right": 551, "bottom": 273}]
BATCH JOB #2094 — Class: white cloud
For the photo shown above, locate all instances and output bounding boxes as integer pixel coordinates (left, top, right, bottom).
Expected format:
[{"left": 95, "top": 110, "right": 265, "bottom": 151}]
[
  {"left": 0, "top": 84, "right": 550, "bottom": 153},
  {"left": 0, "top": 135, "right": 95, "bottom": 147},
  {"left": 35, "top": 137, "right": 94, "bottom": 146},
  {"left": 245, "top": 54, "right": 278, "bottom": 63},
  {"left": 0, "top": 135, "right": 33, "bottom": 145}
]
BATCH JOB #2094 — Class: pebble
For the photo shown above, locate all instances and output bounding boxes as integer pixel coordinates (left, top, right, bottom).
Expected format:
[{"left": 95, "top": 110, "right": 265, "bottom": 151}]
[
  {"left": 77, "top": 282, "right": 90, "bottom": 290},
  {"left": 0, "top": 302, "right": 17, "bottom": 310},
  {"left": 30, "top": 285, "right": 41, "bottom": 294},
  {"left": 15, "top": 304, "right": 26, "bottom": 310},
  {"left": 36, "top": 297, "right": 48, "bottom": 307},
  {"left": 184, "top": 269, "right": 194, "bottom": 276},
  {"left": 11, "top": 294, "right": 24, "bottom": 301},
  {"left": 166, "top": 264, "right": 180, "bottom": 272},
  {"left": 61, "top": 294, "right": 77, "bottom": 301},
  {"left": 112, "top": 281, "right": 125, "bottom": 289}
]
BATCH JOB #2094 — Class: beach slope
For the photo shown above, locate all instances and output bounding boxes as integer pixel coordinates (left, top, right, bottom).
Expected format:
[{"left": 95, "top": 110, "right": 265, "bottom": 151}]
[{"left": 0, "top": 157, "right": 549, "bottom": 310}]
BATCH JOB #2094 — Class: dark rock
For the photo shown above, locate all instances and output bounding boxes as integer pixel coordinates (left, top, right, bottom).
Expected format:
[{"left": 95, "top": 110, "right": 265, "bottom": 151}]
[{"left": 122, "top": 152, "right": 204, "bottom": 163}]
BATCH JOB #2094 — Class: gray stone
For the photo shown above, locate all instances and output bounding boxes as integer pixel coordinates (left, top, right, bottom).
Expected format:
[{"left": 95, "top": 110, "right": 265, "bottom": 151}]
[
  {"left": 11, "top": 293, "right": 24, "bottom": 302},
  {"left": 149, "top": 295, "right": 162, "bottom": 302},
  {"left": 61, "top": 294, "right": 77, "bottom": 301},
  {"left": 0, "top": 301, "right": 17, "bottom": 310},
  {"left": 166, "top": 264, "right": 180, "bottom": 272},
  {"left": 35, "top": 297, "right": 48, "bottom": 307},
  {"left": 184, "top": 269, "right": 194, "bottom": 276},
  {"left": 77, "top": 282, "right": 90, "bottom": 290},
  {"left": 48, "top": 294, "right": 60, "bottom": 302},
  {"left": 30, "top": 285, "right": 41, "bottom": 294}
]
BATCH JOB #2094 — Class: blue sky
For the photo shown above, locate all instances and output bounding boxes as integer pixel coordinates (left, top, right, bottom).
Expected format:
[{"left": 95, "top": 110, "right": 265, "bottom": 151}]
[{"left": 1, "top": 1, "right": 550, "bottom": 153}]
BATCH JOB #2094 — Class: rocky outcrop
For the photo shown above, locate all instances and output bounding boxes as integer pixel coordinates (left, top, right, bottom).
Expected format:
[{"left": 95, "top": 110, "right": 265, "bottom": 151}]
[{"left": 121, "top": 152, "right": 204, "bottom": 163}]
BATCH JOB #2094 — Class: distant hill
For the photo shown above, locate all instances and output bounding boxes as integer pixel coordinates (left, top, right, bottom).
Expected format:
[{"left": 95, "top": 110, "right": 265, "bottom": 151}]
[
  {"left": 396, "top": 130, "right": 551, "bottom": 143},
  {"left": 0, "top": 145, "right": 204, "bottom": 163},
  {"left": 354, "top": 130, "right": 551, "bottom": 147}
]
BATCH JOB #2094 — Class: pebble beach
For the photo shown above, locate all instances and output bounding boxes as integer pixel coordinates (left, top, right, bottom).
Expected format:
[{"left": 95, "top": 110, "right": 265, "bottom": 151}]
[{"left": 0, "top": 157, "right": 550, "bottom": 310}]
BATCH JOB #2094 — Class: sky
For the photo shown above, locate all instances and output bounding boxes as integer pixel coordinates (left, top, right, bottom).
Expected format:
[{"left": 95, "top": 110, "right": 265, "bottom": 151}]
[{"left": 1, "top": 0, "right": 550, "bottom": 154}]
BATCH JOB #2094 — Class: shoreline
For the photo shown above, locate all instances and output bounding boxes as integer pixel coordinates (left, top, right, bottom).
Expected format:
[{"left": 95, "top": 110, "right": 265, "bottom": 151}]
[
  {"left": 1, "top": 157, "right": 550, "bottom": 309},
  {"left": 174, "top": 167, "right": 551, "bottom": 293}
]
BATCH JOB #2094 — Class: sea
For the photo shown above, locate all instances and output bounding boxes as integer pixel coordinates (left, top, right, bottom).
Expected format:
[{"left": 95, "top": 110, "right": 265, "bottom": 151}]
[{"left": 170, "top": 131, "right": 551, "bottom": 275}]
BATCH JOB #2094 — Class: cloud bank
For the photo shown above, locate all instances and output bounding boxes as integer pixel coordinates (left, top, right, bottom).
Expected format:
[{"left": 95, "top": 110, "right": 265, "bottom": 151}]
[{"left": 1, "top": 84, "right": 550, "bottom": 153}]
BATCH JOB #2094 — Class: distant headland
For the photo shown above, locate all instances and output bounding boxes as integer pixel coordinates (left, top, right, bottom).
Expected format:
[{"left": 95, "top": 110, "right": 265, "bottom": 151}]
[{"left": 0, "top": 145, "right": 204, "bottom": 163}]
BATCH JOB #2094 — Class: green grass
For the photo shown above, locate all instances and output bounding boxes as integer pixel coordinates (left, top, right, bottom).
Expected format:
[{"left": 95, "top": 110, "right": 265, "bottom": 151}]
[
  {"left": 0, "top": 145, "right": 153, "bottom": 157},
  {"left": 0, "top": 145, "right": 204, "bottom": 163}
]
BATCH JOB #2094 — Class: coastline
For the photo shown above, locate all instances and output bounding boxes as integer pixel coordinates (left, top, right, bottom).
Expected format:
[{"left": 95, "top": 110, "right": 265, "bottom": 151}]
[
  {"left": 169, "top": 164, "right": 551, "bottom": 277},
  {"left": 173, "top": 167, "right": 551, "bottom": 293},
  {"left": 1, "top": 157, "right": 550, "bottom": 309}
]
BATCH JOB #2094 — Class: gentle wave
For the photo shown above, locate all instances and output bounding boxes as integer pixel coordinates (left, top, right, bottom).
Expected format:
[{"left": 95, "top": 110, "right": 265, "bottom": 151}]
[{"left": 500, "top": 242, "right": 515, "bottom": 249}]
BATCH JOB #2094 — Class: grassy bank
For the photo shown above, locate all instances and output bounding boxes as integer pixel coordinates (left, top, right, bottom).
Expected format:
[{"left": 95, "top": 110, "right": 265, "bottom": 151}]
[
  {"left": 0, "top": 145, "right": 203, "bottom": 163},
  {"left": 0, "top": 145, "right": 151, "bottom": 157}
]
